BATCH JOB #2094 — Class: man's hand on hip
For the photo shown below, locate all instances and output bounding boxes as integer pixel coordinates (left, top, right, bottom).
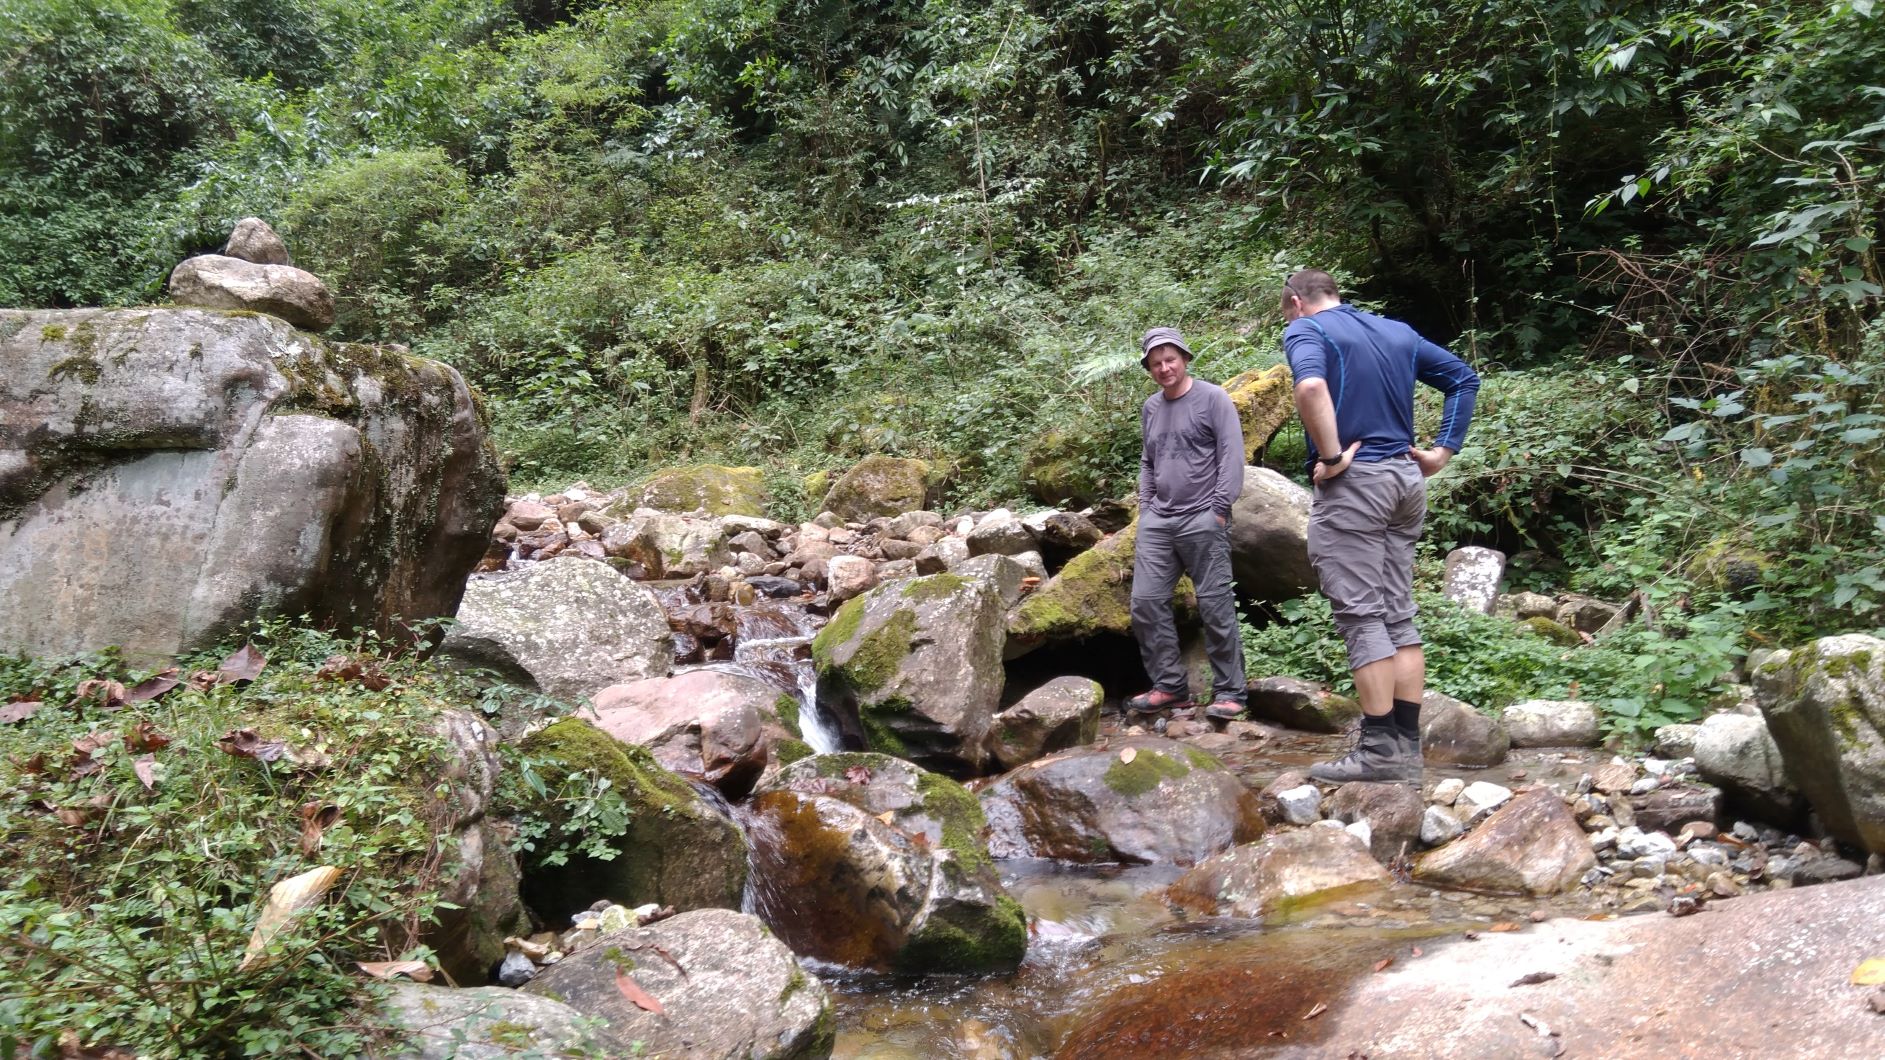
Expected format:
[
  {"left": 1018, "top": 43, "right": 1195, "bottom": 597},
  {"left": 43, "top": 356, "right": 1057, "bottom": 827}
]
[
  {"left": 1312, "top": 441, "right": 1362, "bottom": 485},
  {"left": 1407, "top": 445, "right": 1454, "bottom": 478}
]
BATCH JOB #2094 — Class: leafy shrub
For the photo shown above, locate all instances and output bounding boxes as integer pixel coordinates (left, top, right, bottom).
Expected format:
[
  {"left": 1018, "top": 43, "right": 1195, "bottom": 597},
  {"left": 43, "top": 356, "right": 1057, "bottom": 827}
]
[{"left": 0, "top": 622, "right": 491, "bottom": 1056}]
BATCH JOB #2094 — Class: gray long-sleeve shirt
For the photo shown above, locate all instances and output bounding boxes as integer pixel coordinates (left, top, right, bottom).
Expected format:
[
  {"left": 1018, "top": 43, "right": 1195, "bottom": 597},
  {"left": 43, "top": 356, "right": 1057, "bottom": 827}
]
[{"left": 1138, "top": 379, "right": 1246, "bottom": 518}]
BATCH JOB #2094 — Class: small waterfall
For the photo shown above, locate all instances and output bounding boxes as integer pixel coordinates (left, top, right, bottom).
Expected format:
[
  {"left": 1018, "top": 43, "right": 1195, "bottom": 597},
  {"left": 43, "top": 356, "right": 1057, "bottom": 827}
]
[{"left": 732, "top": 602, "right": 842, "bottom": 754}]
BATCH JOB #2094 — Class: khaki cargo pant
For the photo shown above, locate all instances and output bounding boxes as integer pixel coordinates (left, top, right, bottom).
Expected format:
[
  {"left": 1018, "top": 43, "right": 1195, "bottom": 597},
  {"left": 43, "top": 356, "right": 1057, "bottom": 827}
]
[{"left": 1307, "top": 459, "right": 1426, "bottom": 669}]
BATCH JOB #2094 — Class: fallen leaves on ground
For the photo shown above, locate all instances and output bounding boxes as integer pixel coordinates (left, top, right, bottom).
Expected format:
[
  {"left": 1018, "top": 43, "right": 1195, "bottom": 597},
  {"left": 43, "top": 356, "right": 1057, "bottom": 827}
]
[
  {"left": 0, "top": 700, "right": 42, "bottom": 724},
  {"left": 1372, "top": 957, "right": 1393, "bottom": 973},
  {"left": 357, "top": 960, "right": 432, "bottom": 982},
  {"left": 1490, "top": 922, "right": 1521, "bottom": 932},
  {"left": 614, "top": 969, "right": 665, "bottom": 1015},
  {"left": 122, "top": 720, "right": 170, "bottom": 753},
  {"left": 125, "top": 669, "right": 181, "bottom": 703},
  {"left": 238, "top": 866, "right": 341, "bottom": 972},
  {"left": 1510, "top": 971, "right": 1557, "bottom": 987},
  {"left": 71, "top": 679, "right": 127, "bottom": 712},
  {"left": 1119, "top": 747, "right": 1137, "bottom": 764},
  {"left": 315, "top": 654, "right": 390, "bottom": 691},
  {"left": 1852, "top": 958, "right": 1885, "bottom": 986},
  {"left": 133, "top": 755, "right": 157, "bottom": 791},
  {"left": 218, "top": 643, "right": 267, "bottom": 683},
  {"left": 218, "top": 728, "right": 287, "bottom": 762},
  {"left": 69, "top": 731, "right": 118, "bottom": 778},
  {"left": 299, "top": 802, "right": 341, "bottom": 856},
  {"left": 843, "top": 764, "right": 873, "bottom": 785}
]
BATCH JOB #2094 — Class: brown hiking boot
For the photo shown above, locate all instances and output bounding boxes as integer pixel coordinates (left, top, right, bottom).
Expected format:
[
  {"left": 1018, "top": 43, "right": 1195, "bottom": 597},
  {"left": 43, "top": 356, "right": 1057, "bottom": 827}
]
[{"left": 1308, "top": 725, "right": 1411, "bottom": 784}]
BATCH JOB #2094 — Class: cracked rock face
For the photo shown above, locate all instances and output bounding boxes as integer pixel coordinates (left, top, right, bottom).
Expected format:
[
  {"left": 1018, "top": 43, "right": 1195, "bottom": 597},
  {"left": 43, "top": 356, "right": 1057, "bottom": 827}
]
[{"left": 0, "top": 308, "right": 504, "bottom": 663}]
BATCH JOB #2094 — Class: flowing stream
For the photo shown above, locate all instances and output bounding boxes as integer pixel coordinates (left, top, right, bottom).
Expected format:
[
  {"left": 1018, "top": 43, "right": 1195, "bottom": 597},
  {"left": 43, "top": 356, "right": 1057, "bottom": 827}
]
[{"left": 649, "top": 583, "right": 1617, "bottom": 1057}]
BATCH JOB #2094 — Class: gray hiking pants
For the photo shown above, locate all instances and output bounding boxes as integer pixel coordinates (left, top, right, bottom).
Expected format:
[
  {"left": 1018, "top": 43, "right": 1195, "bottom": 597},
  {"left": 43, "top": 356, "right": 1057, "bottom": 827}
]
[
  {"left": 1130, "top": 508, "right": 1246, "bottom": 704},
  {"left": 1307, "top": 459, "right": 1427, "bottom": 670}
]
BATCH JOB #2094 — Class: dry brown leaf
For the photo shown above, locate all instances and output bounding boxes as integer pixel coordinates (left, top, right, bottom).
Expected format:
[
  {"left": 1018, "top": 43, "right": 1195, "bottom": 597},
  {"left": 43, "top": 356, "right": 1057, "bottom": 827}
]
[
  {"left": 1852, "top": 958, "right": 1885, "bottom": 986},
  {"left": 875, "top": 810, "right": 896, "bottom": 825},
  {"left": 1372, "top": 957, "right": 1393, "bottom": 973},
  {"left": 1302, "top": 1002, "right": 1328, "bottom": 1021},
  {"left": 844, "top": 764, "right": 874, "bottom": 785},
  {"left": 73, "top": 679, "right": 128, "bottom": 711},
  {"left": 357, "top": 960, "right": 433, "bottom": 982},
  {"left": 123, "top": 720, "right": 170, "bottom": 753},
  {"left": 1119, "top": 747, "right": 1138, "bottom": 764},
  {"left": 1510, "top": 971, "right": 1557, "bottom": 987},
  {"left": 1411, "top": 946, "right": 1423, "bottom": 958},
  {"left": 1490, "top": 922, "right": 1521, "bottom": 932},
  {"left": 238, "top": 865, "right": 342, "bottom": 972},
  {"left": 125, "top": 669, "right": 181, "bottom": 703},
  {"left": 218, "top": 728, "right": 287, "bottom": 762},
  {"left": 133, "top": 754, "right": 157, "bottom": 791},
  {"left": 187, "top": 669, "right": 224, "bottom": 692},
  {"left": 218, "top": 643, "right": 267, "bottom": 683},
  {"left": 55, "top": 807, "right": 94, "bottom": 828},
  {"left": 316, "top": 654, "right": 391, "bottom": 691},
  {"left": 614, "top": 968, "right": 666, "bottom": 1015},
  {"left": 299, "top": 802, "right": 341, "bottom": 856},
  {"left": 0, "top": 700, "right": 43, "bottom": 724}
]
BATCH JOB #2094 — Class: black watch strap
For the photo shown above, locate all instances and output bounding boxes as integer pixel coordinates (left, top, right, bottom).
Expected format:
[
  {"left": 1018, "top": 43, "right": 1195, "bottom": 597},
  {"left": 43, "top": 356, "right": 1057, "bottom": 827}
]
[{"left": 1318, "top": 454, "right": 1344, "bottom": 466}]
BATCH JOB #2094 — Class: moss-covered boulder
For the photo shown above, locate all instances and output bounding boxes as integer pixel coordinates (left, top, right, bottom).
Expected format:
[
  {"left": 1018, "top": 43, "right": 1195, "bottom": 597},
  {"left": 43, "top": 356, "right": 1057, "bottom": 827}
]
[
  {"left": 599, "top": 510, "right": 734, "bottom": 578},
  {"left": 1222, "top": 364, "right": 1295, "bottom": 463},
  {"left": 820, "top": 455, "right": 932, "bottom": 521},
  {"left": 1007, "top": 517, "right": 1195, "bottom": 650},
  {"left": 812, "top": 573, "right": 1005, "bottom": 775},
  {"left": 746, "top": 764, "right": 1026, "bottom": 975},
  {"left": 1520, "top": 615, "right": 1583, "bottom": 645},
  {"left": 987, "top": 676, "right": 1103, "bottom": 770},
  {"left": 522, "top": 909, "right": 833, "bottom": 1059},
  {"left": 517, "top": 718, "right": 747, "bottom": 923},
  {"left": 1227, "top": 467, "right": 1316, "bottom": 603},
  {"left": 1020, "top": 426, "right": 1116, "bottom": 507},
  {"left": 1244, "top": 676, "right": 1361, "bottom": 734},
  {"left": 374, "top": 983, "right": 606, "bottom": 1058},
  {"left": 633, "top": 464, "right": 769, "bottom": 517},
  {"left": 425, "top": 711, "right": 531, "bottom": 985},
  {"left": 0, "top": 308, "right": 504, "bottom": 664},
  {"left": 1753, "top": 635, "right": 1885, "bottom": 853},
  {"left": 979, "top": 736, "right": 1264, "bottom": 865},
  {"left": 1688, "top": 537, "right": 1770, "bottom": 594}
]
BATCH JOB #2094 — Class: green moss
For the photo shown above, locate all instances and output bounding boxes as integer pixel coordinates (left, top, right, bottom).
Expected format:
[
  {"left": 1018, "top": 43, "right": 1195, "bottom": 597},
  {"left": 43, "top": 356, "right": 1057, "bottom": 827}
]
[
  {"left": 859, "top": 706, "right": 911, "bottom": 758},
  {"left": 524, "top": 719, "right": 691, "bottom": 814},
  {"left": 1009, "top": 519, "right": 1184, "bottom": 640},
  {"left": 48, "top": 354, "right": 100, "bottom": 384},
  {"left": 900, "top": 572, "right": 969, "bottom": 603},
  {"left": 895, "top": 893, "right": 1027, "bottom": 975},
  {"left": 1181, "top": 746, "right": 1221, "bottom": 771},
  {"left": 810, "top": 595, "right": 868, "bottom": 668},
  {"left": 809, "top": 751, "right": 887, "bottom": 778},
  {"left": 38, "top": 324, "right": 67, "bottom": 341},
  {"left": 774, "top": 693, "right": 803, "bottom": 738},
  {"left": 485, "top": 1021, "right": 536, "bottom": 1049},
  {"left": 637, "top": 464, "right": 768, "bottom": 517},
  {"left": 779, "top": 965, "right": 808, "bottom": 1004},
  {"left": 774, "top": 738, "right": 815, "bottom": 766},
  {"left": 1519, "top": 616, "right": 1582, "bottom": 646},
  {"left": 1102, "top": 749, "right": 1190, "bottom": 798},
  {"left": 914, "top": 770, "right": 992, "bottom": 871},
  {"left": 832, "top": 607, "right": 917, "bottom": 694},
  {"left": 601, "top": 946, "right": 636, "bottom": 972}
]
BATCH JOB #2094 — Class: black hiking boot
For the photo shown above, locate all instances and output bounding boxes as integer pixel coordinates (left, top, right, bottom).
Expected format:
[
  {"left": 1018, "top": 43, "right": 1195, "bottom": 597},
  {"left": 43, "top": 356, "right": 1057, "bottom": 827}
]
[{"left": 1308, "top": 724, "right": 1412, "bottom": 784}]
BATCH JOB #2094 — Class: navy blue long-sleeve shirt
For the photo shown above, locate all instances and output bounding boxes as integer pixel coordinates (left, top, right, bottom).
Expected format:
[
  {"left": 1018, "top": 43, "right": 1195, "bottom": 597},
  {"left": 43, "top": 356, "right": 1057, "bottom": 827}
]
[{"left": 1283, "top": 304, "right": 1480, "bottom": 467}]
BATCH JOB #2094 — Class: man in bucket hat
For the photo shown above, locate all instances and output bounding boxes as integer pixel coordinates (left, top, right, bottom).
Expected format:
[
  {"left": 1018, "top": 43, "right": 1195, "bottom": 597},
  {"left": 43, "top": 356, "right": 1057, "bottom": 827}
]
[{"left": 1125, "top": 327, "right": 1249, "bottom": 720}]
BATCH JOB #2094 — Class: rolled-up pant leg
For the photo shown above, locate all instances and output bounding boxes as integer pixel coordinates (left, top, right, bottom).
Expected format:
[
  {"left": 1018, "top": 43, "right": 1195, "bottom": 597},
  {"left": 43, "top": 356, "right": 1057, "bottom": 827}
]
[
  {"left": 1131, "top": 512, "right": 1189, "bottom": 695},
  {"left": 1172, "top": 512, "right": 1247, "bottom": 704},
  {"left": 1308, "top": 462, "right": 1426, "bottom": 670}
]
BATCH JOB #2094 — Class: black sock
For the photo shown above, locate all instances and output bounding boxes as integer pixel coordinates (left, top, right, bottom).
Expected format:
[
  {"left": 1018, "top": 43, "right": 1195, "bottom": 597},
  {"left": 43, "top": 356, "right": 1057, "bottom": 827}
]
[
  {"left": 1361, "top": 711, "right": 1397, "bottom": 732},
  {"left": 1391, "top": 698, "right": 1421, "bottom": 737}
]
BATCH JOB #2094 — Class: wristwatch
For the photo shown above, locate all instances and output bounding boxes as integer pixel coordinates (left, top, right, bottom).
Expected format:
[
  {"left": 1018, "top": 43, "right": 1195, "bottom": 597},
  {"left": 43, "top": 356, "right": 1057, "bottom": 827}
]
[{"left": 1318, "top": 454, "right": 1344, "bottom": 466}]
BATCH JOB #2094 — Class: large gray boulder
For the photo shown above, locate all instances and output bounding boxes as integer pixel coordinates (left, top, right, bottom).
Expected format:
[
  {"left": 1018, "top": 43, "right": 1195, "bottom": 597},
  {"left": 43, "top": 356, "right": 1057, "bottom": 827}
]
[
  {"left": 522, "top": 908, "right": 834, "bottom": 1059},
  {"left": 0, "top": 309, "right": 503, "bottom": 664},
  {"left": 1754, "top": 635, "right": 1885, "bottom": 852},
  {"left": 1441, "top": 546, "right": 1504, "bottom": 614},
  {"left": 748, "top": 756, "right": 1026, "bottom": 974},
  {"left": 599, "top": 509, "right": 734, "bottom": 578},
  {"left": 980, "top": 736, "right": 1265, "bottom": 865},
  {"left": 169, "top": 253, "right": 335, "bottom": 330},
  {"left": 812, "top": 572, "right": 1005, "bottom": 774},
  {"left": 440, "top": 557, "right": 672, "bottom": 704},
  {"left": 1690, "top": 711, "right": 1800, "bottom": 822},
  {"left": 1228, "top": 467, "right": 1316, "bottom": 602},
  {"left": 1502, "top": 698, "right": 1603, "bottom": 747},
  {"left": 374, "top": 983, "right": 605, "bottom": 1059},
  {"left": 1244, "top": 676, "right": 1361, "bottom": 734},
  {"left": 821, "top": 456, "right": 931, "bottom": 520}
]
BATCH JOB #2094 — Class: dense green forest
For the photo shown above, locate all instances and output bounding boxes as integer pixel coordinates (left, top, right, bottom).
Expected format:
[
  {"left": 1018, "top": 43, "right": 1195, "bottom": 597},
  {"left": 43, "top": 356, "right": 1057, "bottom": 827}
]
[{"left": 3, "top": 0, "right": 1882, "bottom": 644}]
